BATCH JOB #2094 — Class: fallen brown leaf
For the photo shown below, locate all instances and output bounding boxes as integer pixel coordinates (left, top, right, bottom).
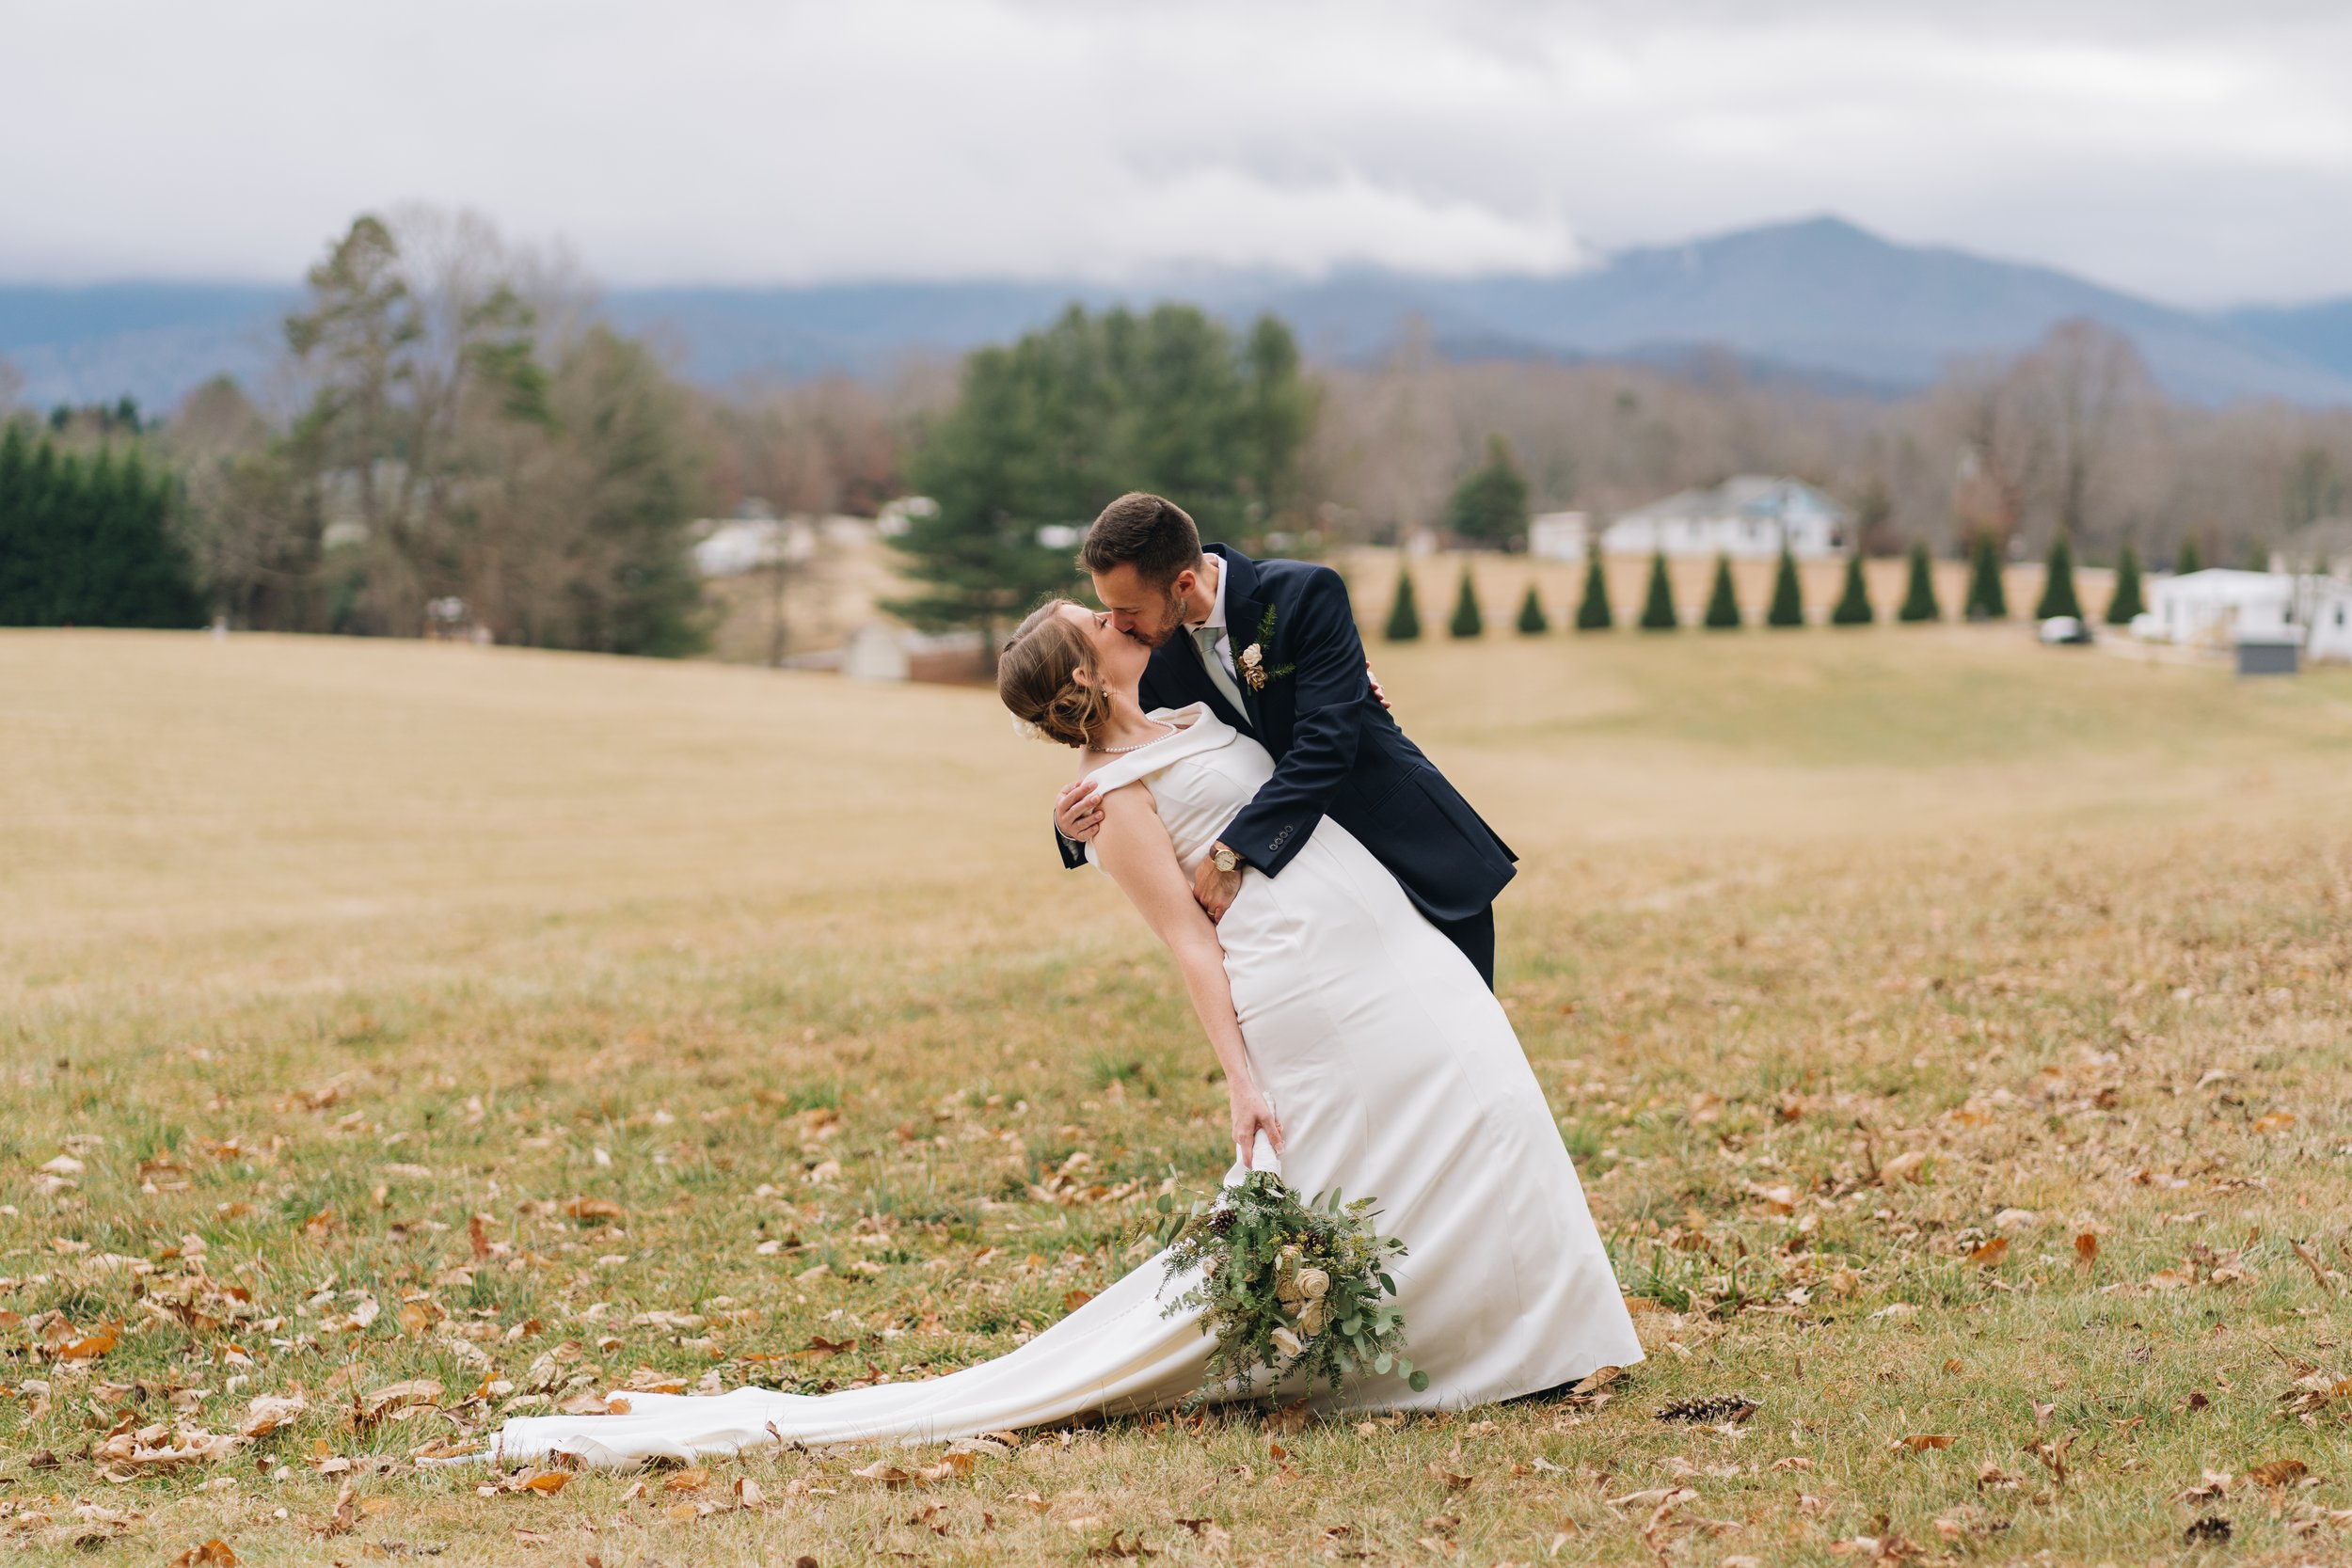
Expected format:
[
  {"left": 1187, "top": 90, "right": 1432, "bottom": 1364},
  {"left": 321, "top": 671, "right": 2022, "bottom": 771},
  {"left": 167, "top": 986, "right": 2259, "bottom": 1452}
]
[
  {"left": 56, "top": 1320, "right": 122, "bottom": 1359},
  {"left": 239, "top": 1393, "right": 308, "bottom": 1438},
  {"left": 2249, "top": 1458, "right": 2310, "bottom": 1489},
  {"left": 1878, "top": 1150, "right": 1930, "bottom": 1185}
]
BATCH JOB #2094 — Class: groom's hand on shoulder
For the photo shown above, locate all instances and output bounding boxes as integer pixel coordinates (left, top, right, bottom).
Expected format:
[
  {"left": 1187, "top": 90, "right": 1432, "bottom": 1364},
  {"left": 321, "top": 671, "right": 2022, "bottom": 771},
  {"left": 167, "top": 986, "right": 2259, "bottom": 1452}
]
[
  {"left": 1366, "top": 659, "right": 1392, "bottom": 712},
  {"left": 1057, "top": 779, "right": 1105, "bottom": 843}
]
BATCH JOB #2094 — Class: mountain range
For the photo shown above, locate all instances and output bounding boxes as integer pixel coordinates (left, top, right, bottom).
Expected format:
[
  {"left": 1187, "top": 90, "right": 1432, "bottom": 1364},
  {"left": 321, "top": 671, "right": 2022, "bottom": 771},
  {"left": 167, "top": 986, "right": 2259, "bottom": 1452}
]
[{"left": 5, "top": 216, "right": 2349, "bottom": 413}]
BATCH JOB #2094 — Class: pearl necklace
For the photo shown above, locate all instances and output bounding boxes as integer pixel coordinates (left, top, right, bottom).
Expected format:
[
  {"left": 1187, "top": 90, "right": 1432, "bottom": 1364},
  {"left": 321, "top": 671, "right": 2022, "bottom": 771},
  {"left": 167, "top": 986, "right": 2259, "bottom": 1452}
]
[{"left": 1099, "top": 718, "right": 1178, "bottom": 753}]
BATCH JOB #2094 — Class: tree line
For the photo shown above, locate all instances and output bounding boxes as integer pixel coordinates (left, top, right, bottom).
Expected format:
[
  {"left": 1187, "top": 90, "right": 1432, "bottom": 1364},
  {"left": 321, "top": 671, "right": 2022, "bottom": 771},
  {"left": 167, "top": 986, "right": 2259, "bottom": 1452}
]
[
  {"left": 1305, "top": 318, "right": 2348, "bottom": 572},
  {"left": 9, "top": 245, "right": 2344, "bottom": 660},
  {"left": 5, "top": 208, "right": 711, "bottom": 653},
  {"left": 1379, "top": 524, "right": 2151, "bottom": 641}
]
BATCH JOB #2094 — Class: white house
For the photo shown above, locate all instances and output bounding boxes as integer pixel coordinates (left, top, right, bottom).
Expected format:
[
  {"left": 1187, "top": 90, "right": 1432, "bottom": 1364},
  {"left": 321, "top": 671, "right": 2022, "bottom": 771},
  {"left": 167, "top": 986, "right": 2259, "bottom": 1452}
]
[
  {"left": 691, "top": 514, "right": 883, "bottom": 578},
  {"left": 841, "top": 622, "right": 912, "bottom": 681},
  {"left": 691, "top": 517, "right": 813, "bottom": 578},
  {"left": 1529, "top": 511, "right": 1592, "bottom": 562},
  {"left": 2143, "top": 568, "right": 2352, "bottom": 662},
  {"left": 1600, "top": 476, "right": 1851, "bottom": 561},
  {"left": 876, "top": 496, "right": 937, "bottom": 538}
]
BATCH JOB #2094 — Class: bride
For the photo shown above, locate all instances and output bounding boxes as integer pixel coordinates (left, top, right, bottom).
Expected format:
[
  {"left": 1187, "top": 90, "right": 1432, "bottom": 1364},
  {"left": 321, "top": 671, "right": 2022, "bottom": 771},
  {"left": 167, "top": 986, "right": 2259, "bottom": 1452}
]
[{"left": 485, "top": 601, "right": 1641, "bottom": 1465}]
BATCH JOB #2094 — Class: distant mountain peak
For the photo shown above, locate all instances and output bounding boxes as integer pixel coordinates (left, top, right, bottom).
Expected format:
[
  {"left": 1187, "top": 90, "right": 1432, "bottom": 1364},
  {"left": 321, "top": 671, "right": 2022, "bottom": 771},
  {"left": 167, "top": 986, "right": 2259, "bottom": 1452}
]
[{"left": 4, "top": 217, "right": 2348, "bottom": 410}]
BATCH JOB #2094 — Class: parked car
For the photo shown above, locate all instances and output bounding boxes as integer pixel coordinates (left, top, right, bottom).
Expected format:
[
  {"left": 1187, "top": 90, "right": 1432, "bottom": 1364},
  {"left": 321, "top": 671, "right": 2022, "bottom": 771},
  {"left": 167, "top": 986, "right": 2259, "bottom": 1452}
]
[{"left": 2037, "top": 615, "right": 2094, "bottom": 645}]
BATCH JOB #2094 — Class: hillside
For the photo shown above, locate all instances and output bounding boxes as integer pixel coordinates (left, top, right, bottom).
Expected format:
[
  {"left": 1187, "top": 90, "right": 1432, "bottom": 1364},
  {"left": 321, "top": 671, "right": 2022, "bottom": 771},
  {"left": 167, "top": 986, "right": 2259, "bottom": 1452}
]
[
  {"left": 2228, "top": 295, "right": 2352, "bottom": 382},
  {"left": 6, "top": 217, "right": 2349, "bottom": 411}
]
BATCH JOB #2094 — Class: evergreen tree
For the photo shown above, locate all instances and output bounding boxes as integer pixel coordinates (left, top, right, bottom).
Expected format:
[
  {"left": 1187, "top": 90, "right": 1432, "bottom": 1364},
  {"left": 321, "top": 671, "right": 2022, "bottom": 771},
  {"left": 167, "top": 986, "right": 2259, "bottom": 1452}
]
[
  {"left": 1638, "top": 550, "right": 1677, "bottom": 631},
  {"left": 1446, "top": 435, "right": 1531, "bottom": 548},
  {"left": 1702, "top": 553, "right": 1741, "bottom": 629},
  {"left": 2035, "top": 531, "right": 2083, "bottom": 620},
  {"left": 894, "top": 302, "right": 1315, "bottom": 662},
  {"left": 1575, "top": 542, "right": 1613, "bottom": 631},
  {"left": 1831, "top": 551, "right": 1875, "bottom": 626},
  {"left": 4, "top": 438, "right": 62, "bottom": 624},
  {"left": 0, "top": 420, "right": 34, "bottom": 622},
  {"left": 0, "top": 429, "right": 202, "bottom": 628},
  {"left": 1897, "top": 540, "right": 1940, "bottom": 623},
  {"left": 1515, "top": 582, "right": 1548, "bottom": 635},
  {"left": 2174, "top": 536, "right": 2202, "bottom": 577},
  {"left": 1385, "top": 562, "right": 1422, "bottom": 641},
  {"left": 1448, "top": 567, "right": 1484, "bottom": 638},
  {"left": 1765, "top": 546, "right": 1805, "bottom": 627},
  {"left": 1965, "top": 531, "right": 2009, "bottom": 620},
  {"left": 2105, "top": 542, "right": 2146, "bottom": 625}
]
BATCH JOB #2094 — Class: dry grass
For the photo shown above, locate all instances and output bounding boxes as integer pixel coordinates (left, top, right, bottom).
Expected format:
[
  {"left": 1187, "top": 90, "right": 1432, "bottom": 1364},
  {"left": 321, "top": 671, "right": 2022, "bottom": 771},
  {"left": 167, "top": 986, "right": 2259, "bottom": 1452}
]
[{"left": 3, "top": 623, "right": 2350, "bottom": 1567}]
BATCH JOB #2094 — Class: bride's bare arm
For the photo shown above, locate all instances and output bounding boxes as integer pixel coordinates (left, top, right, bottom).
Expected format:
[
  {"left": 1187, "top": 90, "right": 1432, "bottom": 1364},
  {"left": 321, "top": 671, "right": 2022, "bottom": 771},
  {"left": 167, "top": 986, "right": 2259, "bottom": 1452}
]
[{"left": 1089, "top": 783, "right": 1285, "bottom": 1165}]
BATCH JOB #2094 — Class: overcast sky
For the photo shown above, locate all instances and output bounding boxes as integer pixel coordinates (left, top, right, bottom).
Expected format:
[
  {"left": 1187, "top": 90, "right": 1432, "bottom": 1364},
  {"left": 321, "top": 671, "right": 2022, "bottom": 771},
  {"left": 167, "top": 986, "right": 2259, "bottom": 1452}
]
[{"left": 6, "top": 0, "right": 2350, "bottom": 306}]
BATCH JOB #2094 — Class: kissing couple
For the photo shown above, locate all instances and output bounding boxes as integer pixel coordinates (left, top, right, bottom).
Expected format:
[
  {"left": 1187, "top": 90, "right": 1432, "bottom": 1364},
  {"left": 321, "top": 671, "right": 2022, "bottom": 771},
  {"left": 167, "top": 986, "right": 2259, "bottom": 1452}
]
[{"left": 478, "top": 493, "right": 1639, "bottom": 1465}]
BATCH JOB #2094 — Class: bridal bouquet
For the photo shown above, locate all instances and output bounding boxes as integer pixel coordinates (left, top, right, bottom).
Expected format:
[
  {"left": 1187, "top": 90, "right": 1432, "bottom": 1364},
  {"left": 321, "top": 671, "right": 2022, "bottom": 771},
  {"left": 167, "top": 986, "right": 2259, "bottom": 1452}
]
[{"left": 1158, "top": 1170, "right": 1424, "bottom": 1406}]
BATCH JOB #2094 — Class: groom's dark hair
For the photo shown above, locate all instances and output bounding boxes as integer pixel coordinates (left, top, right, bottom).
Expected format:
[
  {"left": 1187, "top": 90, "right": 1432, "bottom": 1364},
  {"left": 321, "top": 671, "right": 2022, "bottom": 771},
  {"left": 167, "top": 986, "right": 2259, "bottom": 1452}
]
[{"left": 1082, "top": 492, "right": 1200, "bottom": 588}]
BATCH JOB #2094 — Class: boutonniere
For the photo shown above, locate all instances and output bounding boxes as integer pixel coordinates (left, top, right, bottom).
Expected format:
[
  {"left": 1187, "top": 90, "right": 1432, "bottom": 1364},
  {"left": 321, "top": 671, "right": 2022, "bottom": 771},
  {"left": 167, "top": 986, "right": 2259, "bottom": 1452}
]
[{"left": 1237, "top": 605, "right": 1296, "bottom": 692}]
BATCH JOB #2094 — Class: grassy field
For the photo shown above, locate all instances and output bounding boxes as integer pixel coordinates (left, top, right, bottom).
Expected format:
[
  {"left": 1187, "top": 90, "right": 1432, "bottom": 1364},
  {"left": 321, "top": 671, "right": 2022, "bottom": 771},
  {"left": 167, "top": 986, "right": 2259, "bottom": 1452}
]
[{"left": 3, "top": 621, "right": 2350, "bottom": 1567}]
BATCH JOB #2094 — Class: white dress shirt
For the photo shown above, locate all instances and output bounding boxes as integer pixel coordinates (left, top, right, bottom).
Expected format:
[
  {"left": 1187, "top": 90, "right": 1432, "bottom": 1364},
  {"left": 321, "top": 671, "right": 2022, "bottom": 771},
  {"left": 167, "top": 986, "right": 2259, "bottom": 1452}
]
[{"left": 1194, "top": 554, "right": 1236, "bottom": 681}]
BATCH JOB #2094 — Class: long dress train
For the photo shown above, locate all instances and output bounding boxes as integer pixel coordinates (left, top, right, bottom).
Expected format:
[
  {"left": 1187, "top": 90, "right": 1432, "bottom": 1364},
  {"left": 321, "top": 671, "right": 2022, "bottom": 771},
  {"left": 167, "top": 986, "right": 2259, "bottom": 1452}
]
[{"left": 486, "top": 705, "right": 1641, "bottom": 1465}]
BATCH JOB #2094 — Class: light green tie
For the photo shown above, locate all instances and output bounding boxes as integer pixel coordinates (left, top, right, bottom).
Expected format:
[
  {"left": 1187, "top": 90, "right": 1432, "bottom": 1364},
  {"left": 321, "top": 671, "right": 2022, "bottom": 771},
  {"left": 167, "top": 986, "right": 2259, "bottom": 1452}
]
[{"left": 1193, "top": 623, "right": 1248, "bottom": 713}]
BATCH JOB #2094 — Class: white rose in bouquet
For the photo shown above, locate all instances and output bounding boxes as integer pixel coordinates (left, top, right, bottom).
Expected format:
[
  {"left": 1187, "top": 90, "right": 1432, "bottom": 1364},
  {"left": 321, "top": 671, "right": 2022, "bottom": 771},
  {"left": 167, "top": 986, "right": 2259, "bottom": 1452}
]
[
  {"left": 1295, "top": 1267, "right": 1330, "bottom": 1301},
  {"left": 1270, "top": 1325, "right": 1305, "bottom": 1359}
]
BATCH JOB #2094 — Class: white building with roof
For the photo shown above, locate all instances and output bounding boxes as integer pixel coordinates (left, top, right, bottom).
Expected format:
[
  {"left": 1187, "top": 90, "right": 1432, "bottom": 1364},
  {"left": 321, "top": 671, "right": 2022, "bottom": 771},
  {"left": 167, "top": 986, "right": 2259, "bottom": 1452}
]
[
  {"left": 1600, "top": 476, "right": 1851, "bottom": 561},
  {"left": 2143, "top": 568, "right": 2352, "bottom": 662},
  {"left": 1529, "top": 511, "right": 1592, "bottom": 561}
]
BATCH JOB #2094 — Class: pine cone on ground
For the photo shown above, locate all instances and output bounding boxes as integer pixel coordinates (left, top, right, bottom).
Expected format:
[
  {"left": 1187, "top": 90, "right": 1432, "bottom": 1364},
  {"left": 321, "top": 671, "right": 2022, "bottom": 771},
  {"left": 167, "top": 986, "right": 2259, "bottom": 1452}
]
[{"left": 1654, "top": 1393, "right": 1758, "bottom": 1424}]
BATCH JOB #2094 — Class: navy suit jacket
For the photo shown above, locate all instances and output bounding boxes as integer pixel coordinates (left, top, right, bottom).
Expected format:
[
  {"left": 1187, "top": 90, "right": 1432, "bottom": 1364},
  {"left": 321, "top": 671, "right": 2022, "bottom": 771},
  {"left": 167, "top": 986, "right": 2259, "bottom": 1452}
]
[{"left": 1058, "top": 546, "right": 1516, "bottom": 926}]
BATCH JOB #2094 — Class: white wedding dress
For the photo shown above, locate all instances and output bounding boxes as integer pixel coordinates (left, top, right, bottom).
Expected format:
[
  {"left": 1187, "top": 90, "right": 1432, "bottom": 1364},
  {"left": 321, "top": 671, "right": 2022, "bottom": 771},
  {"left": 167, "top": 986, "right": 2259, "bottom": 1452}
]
[{"left": 487, "top": 705, "right": 1641, "bottom": 1465}]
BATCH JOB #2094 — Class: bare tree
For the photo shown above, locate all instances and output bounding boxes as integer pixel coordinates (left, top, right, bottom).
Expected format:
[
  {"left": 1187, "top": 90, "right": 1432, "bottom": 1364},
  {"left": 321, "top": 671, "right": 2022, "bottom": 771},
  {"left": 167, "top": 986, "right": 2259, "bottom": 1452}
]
[{"left": 2022, "top": 318, "right": 2153, "bottom": 541}]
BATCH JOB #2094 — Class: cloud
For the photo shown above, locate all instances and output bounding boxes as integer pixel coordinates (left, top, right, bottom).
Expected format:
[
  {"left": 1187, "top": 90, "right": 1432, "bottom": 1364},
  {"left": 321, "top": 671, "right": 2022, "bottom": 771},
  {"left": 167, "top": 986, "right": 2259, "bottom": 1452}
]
[{"left": 1, "top": 0, "right": 2347, "bottom": 304}]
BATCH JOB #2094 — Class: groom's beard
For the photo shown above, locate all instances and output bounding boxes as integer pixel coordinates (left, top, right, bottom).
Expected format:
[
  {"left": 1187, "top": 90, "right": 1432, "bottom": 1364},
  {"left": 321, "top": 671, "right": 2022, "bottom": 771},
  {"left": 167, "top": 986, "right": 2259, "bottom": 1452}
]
[{"left": 1122, "top": 590, "right": 1188, "bottom": 649}]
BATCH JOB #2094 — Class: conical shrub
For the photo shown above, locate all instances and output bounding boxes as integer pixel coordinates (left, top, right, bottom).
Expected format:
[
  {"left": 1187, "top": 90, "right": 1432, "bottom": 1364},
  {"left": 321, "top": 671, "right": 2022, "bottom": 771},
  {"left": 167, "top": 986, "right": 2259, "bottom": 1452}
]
[
  {"left": 1385, "top": 562, "right": 1421, "bottom": 641},
  {"left": 1638, "top": 550, "right": 1677, "bottom": 631},
  {"left": 2174, "top": 537, "right": 2202, "bottom": 578},
  {"left": 1515, "top": 583, "right": 1548, "bottom": 635},
  {"left": 1765, "top": 546, "right": 1805, "bottom": 627},
  {"left": 2035, "top": 531, "right": 2083, "bottom": 620},
  {"left": 1965, "top": 531, "right": 2008, "bottom": 620},
  {"left": 1448, "top": 567, "right": 1483, "bottom": 638},
  {"left": 1576, "top": 544, "right": 1613, "bottom": 630},
  {"left": 1897, "top": 540, "right": 1940, "bottom": 623},
  {"left": 1831, "top": 551, "right": 1874, "bottom": 625},
  {"left": 1702, "top": 554, "right": 1741, "bottom": 629},
  {"left": 2105, "top": 543, "right": 2145, "bottom": 625}
]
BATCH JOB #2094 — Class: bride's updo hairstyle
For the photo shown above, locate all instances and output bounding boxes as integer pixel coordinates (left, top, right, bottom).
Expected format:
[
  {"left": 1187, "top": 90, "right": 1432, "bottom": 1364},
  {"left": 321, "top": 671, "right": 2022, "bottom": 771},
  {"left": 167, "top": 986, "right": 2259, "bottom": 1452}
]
[{"left": 998, "top": 599, "right": 1110, "bottom": 749}]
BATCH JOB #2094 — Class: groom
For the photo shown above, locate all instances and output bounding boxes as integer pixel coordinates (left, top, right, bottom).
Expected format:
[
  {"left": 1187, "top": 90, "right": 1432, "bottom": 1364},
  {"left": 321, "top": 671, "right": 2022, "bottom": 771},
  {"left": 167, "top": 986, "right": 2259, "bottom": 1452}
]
[{"left": 1052, "top": 492, "right": 1517, "bottom": 988}]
